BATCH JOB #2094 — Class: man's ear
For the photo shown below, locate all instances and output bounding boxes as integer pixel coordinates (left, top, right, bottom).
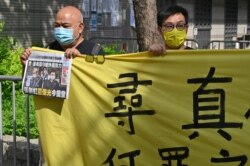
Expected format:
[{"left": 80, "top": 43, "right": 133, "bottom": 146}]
[
  {"left": 79, "top": 23, "right": 84, "bottom": 34},
  {"left": 186, "top": 25, "right": 189, "bottom": 33},
  {"left": 157, "top": 26, "right": 163, "bottom": 35}
]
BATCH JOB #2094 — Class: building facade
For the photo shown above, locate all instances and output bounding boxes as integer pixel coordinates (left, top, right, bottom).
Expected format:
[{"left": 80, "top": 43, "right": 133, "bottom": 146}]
[
  {"left": 176, "top": 0, "right": 250, "bottom": 49},
  {"left": 0, "top": 0, "right": 137, "bottom": 51},
  {"left": 0, "top": 0, "right": 250, "bottom": 50}
]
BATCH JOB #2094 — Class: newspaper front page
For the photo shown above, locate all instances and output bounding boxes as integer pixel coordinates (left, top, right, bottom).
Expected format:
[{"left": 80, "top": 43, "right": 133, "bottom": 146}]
[{"left": 22, "top": 48, "right": 72, "bottom": 99}]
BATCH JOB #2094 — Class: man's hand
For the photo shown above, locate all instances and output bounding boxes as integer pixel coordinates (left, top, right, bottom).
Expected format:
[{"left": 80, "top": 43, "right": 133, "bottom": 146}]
[
  {"left": 65, "top": 48, "right": 81, "bottom": 58},
  {"left": 148, "top": 43, "right": 166, "bottom": 55},
  {"left": 20, "top": 48, "right": 31, "bottom": 66}
]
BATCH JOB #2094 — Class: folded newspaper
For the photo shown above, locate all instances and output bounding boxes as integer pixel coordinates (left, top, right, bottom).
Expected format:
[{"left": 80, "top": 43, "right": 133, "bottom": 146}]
[{"left": 22, "top": 47, "right": 72, "bottom": 99}]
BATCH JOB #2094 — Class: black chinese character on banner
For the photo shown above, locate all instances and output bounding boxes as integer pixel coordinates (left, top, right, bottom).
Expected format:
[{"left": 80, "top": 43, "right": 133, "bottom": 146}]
[
  {"left": 106, "top": 73, "right": 155, "bottom": 134},
  {"left": 103, "top": 148, "right": 140, "bottom": 166},
  {"left": 211, "top": 149, "right": 247, "bottom": 165},
  {"left": 158, "top": 147, "right": 189, "bottom": 166},
  {"left": 182, "top": 67, "right": 242, "bottom": 140}
]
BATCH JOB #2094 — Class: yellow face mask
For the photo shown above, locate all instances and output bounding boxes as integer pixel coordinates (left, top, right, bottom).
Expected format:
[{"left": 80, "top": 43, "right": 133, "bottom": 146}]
[{"left": 163, "top": 28, "right": 187, "bottom": 49}]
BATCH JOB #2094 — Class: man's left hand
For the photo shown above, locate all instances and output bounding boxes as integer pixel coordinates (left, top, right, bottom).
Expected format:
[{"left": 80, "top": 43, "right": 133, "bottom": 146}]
[{"left": 65, "top": 48, "right": 81, "bottom": 58}]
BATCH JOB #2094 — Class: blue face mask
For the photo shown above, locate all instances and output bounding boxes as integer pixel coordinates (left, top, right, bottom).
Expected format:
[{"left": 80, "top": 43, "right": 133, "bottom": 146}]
[{"left": 54, "top": 27, "right": 75, "bottom": 45}]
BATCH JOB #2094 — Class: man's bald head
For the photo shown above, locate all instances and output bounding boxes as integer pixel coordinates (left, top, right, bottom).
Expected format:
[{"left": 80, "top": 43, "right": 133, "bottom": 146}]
[{"left": 56, "top": 6, "right": 83, "bottom": 24}]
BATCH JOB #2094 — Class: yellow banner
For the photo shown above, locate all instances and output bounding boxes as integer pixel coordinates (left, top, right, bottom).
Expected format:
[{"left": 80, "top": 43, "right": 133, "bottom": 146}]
[{"left": 34, "top": 49, "right": 250, "bottom": 166}]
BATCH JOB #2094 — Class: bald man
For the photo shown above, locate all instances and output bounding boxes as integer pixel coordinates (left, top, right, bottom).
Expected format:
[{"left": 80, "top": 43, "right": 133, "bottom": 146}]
[{"left": 20, "top": 6, "right": 105, "bottom": 66}]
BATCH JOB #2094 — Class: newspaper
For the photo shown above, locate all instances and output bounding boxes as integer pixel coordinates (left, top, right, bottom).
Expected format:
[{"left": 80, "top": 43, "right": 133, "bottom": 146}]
[{"left": 22, "top": 48, "right": 72, "bottom": 99}]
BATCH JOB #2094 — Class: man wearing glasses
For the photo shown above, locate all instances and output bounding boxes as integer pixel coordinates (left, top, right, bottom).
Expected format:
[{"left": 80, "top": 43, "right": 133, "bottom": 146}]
[{"left": 149, "top": 5, "right": 192, "bottom": 54}]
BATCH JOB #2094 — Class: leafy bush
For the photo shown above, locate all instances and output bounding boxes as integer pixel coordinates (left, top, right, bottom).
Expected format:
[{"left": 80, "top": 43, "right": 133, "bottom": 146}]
[
  {"left": 0, "top": 24, "right": 128, "bottom": 139},
  {"left": 0, "top": 21, "right": 39, "bottom": 138},
  {"left": 103, "top": 44, "right": 126, "bottom": 55}
]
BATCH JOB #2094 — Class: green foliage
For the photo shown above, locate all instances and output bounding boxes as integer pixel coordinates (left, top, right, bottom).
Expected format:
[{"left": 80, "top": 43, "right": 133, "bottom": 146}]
[
  {"left": 0, "top": 21, "right": 22, "bottom": 76},
  {"left": 0, "top": 22, "right": 125, "bottom": 139},
  {"left": 103, "top": 44, "right": 126, "bottom": 55},
  {"left": 0, "top": 21, "right": 39, "bottom": 138}
]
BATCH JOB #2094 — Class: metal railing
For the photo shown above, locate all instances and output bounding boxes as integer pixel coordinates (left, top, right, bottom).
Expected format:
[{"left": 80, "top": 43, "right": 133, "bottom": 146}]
[
  {"left": 185, "top": 39, "right": 199, "bottom": 49},
  {"left": 206, "top": 40, "right": 250, "bottom": 49},
  {"left": 0, "top": 75, "right": 31, "bottom": 166},
  {"left": 89, "top": 37, "right": 200, "bottom": 52},
  {"left": 89, "top": 37, "right": 139, "bottom": 53}
]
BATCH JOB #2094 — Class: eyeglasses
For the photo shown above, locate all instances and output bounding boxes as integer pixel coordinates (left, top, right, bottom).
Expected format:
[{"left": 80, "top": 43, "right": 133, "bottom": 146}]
[{"left": 161, "top": 22, "right": 187, "bottom": 32}]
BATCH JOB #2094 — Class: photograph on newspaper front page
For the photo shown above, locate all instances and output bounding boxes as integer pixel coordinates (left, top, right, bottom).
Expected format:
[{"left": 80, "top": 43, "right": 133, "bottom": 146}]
[{"left": 22, "top": 49, "right": 72, "bottom": 99}]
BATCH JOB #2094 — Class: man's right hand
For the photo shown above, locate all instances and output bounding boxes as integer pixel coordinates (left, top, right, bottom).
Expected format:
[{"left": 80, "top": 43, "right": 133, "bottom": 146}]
[
  {"left": 148, "top": 43, "right": 166, "bottom": 55},
  {"left": 20, "top": 48, "right": 31, "bottom": 66}
]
